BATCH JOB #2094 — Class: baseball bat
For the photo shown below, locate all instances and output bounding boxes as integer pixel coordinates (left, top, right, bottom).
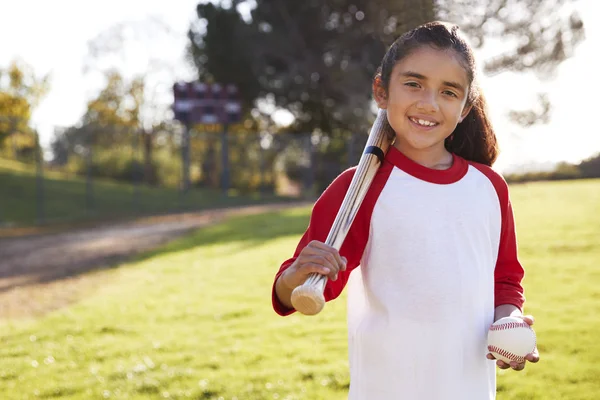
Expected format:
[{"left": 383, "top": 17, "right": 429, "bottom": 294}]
[{"left": 290, "top": 108, "right": 394, "bottom": 315}]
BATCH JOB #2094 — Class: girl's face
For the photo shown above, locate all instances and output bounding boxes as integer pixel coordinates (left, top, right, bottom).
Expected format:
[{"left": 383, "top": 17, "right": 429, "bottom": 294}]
[{"left": 374, "top": 46, "right": 472, "bottom": 158}]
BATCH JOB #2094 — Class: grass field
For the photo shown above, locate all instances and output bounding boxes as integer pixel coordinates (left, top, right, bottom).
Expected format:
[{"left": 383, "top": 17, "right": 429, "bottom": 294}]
[
  {"left": 0, "top": 179, "right": 598, "bottom": 399},
  {"left": 0, "top": 157, "right": 288, "bottom": 228}
]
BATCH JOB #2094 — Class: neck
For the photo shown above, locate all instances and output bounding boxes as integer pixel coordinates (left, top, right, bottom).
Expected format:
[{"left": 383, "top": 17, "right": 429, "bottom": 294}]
[{"left": 393, "top": 142, "right": 453, "bottom": 170}]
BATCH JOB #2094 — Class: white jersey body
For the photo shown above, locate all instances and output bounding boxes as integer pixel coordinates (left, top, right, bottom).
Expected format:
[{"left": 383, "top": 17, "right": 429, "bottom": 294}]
[{"left": 346, "top": 165, "right": 500, "bottom": 399}]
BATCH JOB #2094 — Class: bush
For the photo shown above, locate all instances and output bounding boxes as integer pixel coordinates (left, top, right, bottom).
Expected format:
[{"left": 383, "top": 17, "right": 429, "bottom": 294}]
[{"left": 505, "top": 162, "right": 582, "bottom": 184}]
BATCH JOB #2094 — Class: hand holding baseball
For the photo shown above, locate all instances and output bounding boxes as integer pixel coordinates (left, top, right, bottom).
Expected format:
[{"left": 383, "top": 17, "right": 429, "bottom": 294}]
[
  {"left": 281, "top": 240, "right": 347, "bottom": 290},
  {"left": 486, "top": 315, "right": 540, "bottom": 371}
]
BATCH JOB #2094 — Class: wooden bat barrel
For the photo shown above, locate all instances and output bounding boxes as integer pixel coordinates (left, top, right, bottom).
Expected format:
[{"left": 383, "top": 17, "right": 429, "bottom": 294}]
[{"left": 290, "top": 109, "right": 394, "bottom": 315}]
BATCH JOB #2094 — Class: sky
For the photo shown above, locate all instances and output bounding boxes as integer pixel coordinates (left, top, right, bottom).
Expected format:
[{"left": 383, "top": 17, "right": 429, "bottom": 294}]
[{"left": 1, "top": 0, "right": 599, "bottom": 173}]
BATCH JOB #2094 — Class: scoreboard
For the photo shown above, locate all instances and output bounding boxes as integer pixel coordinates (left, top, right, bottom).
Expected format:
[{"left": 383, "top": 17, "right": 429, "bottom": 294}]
[
  {"left": 173, "top": 82, "right": 241, "bottom": 125},
  {"left": 172, "top": 81, "right": 241, "bottom": 194}
]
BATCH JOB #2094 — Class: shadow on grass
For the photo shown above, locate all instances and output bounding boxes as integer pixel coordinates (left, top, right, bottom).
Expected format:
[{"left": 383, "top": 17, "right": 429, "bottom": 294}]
[
  {"left": 0, "top": 204, "right": 311, "bottom": 303},
  {"left": 136, "top": 208, "right": 311, "bottom": 263}
]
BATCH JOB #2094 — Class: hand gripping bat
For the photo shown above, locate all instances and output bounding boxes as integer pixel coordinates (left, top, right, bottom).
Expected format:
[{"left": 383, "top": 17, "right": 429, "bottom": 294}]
[{"left": 290, "top": 108, "right": 394, "bottom": 315}]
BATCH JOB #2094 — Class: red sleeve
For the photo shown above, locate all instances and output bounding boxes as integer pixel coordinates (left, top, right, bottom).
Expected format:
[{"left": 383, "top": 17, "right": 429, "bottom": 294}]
[
  {"left": 272, "top": 163, "right": 391, "bottom": 316},
  {"left": 469, "top": 163, "right": 526, "bottom": 310}
]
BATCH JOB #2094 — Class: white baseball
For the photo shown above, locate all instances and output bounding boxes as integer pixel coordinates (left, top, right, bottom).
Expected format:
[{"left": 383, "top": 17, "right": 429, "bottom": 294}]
[{"left": 487, "top": 316, "right": 537, "bottom": 364}]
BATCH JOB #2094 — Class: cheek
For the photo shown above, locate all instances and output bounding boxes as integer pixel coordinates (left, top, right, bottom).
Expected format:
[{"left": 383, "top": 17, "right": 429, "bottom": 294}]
[
  {"left": 386, "top": 109, "right": 406, "bottom": 129},
  {"left": 442, "top": 102, "right": 466, "bottom": 120},
  {"left": 387, "top": 86, "right": 412, "bottom": 106}
]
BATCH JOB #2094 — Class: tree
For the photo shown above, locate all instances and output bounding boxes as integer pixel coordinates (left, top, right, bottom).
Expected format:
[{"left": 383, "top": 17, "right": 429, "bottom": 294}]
[
  {"left": 578, "top": 153, "right": 600, "bottom": 178},
  {"left": 51, "top": 70, "right": 185, "bottom": 185},
  {"left": 83, "top": 70, "right": 137, "bottom": 141},
  {"left": 51, "top": 70, "right": 140, "bottom": 181},
  {"left": 81, "top": 19, "right": 187, "bottom": 184},
  {"left": 188, "top": 0, "right": 584, "bottom": 135},
  {"left": 0, "top": 60, "right": 49, "bottom": 160}
]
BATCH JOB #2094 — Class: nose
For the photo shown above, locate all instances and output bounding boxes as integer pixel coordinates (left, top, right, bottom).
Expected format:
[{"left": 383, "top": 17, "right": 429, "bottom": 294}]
[{"left": 416, "top": 91, "right": 439, "bottom": 113}]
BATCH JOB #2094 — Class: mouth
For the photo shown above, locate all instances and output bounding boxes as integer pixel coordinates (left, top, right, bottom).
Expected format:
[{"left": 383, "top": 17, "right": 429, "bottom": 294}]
[{"left": 408, "top": 117, "right": 439, "bottom": 128}]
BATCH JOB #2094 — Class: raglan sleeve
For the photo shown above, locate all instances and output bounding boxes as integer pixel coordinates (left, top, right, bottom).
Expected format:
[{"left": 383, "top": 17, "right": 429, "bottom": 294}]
[
  {"left": 271, "top": 168, "right": 367, "bottom": 316},
  {"left": 494, "top": 177, "right": 526, "bottom": 310}
]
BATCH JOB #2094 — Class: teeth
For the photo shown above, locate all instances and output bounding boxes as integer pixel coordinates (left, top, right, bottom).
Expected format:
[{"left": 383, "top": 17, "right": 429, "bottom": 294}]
[{"left": 412, "top": 118, "right": 436, "bottom": 127}]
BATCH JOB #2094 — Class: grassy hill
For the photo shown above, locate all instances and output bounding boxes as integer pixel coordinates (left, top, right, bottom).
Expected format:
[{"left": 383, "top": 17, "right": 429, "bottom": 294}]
[
  {"left": 0, "top": 178, "right": 598, "bottom": 399},
  {"left": 0, "top": 158, "right": 291, "bottom": 229}
]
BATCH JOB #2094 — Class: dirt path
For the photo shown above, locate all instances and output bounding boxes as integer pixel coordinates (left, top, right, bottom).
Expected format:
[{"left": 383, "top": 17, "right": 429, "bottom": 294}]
[{"left": 0, "top": 202, "right": 308, "bottom": 319}]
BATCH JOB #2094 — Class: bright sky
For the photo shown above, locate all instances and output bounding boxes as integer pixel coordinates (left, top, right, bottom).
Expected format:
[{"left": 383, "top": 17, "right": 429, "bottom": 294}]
[{"left": 1, "top": 0, "right": 599, "bottom": 173}]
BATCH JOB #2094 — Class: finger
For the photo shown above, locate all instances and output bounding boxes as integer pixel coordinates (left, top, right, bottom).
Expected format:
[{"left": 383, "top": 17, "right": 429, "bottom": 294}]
[
  {"left": 496, "top": 360, "right": 510, "bottom": 369},
  {"left": 510, "top": 361, "right": 525, "bottom": 371},
  {"left": 314, "top": 252, "right": 342, "bottom": 280},
  {"left": 299, "top": 254, "right": 338, "bottom": 276},
  {"left": 521, "top": 315, "right": 535, "bottom": 325},
  {"left": 486, "top": 353, "right": 495, "bottom": 360},
  {"left": 308, "top": 248, "right": 345, "bottom": 279},
  {"left": 302, "top": 246, "right": 341, "bottom": 271},
  {"left": 296, "top": 262, "right": 331, "bottom": 278},
  {"left": 308, "top": 241, "right": 346, "bottom": 269},
  {"left": 526, "top": 352, "right": 540, "bottom": 363}
]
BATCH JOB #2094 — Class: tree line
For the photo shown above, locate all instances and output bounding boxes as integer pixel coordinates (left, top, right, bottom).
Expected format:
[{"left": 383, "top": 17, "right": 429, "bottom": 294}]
[
  {"left": 2, "top": 0, "right": 596, "bottom": 194},
  {"left": 504, "top": 154, "right": 600, "bottom": 184}
]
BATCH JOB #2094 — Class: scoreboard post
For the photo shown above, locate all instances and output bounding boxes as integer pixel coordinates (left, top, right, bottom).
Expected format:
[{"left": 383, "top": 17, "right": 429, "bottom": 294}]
[{"left": 173, "top": 82, "right": 242, "bottom": 193}]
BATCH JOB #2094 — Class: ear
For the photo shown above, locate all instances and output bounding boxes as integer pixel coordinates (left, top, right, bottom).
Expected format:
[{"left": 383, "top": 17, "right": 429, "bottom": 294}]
[
  {"left": 373, "top": 75, "right": 388, "bottom": 109},
  {"left": 459, "top": 104, "right": 472, "bottom": 123}
]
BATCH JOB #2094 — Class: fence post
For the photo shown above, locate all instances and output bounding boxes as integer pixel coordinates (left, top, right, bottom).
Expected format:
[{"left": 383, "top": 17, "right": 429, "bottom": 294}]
[
  {"left": 259, "top": 133, "right": 266, "bottom": 196},
  {"left": 132, "top": 128, "right": 140, "bottom": 212},
  {"left": 85, "top": 134, "right": 94, "bottom": 214},
  {"left": 181, "top": 123, "right": 191, "bottom": 193},
  {"left": 35, "top": 131, "right": 45, "bottom": 224},
  {"left": 304, "top": 132, "right": 315, "bottom": 196},
  {"left": 221, "top": 123, "right": 230, "bottom": 195}
]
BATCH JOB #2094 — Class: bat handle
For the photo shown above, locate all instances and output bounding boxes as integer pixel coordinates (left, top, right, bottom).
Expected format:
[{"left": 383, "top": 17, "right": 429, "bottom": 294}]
[
  {"left": 290, "top": 273, "right": 327, "bottom": 315},
  {"left": 289, "top": 109, "right": 392, "bottom": 316}
]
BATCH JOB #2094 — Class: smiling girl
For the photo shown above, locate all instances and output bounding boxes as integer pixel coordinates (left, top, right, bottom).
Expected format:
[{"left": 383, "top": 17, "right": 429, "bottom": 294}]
[{"left": 272, "top": 21, "right": 539, "bottom": 399}]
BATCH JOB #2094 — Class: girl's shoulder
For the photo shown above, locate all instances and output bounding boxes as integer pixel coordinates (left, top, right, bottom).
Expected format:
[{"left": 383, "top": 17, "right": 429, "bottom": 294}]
[
  {"left": 331, "top": 166, "right": 358, "bottom": 186},
  {"left": 309, "top": 167, "right": 358, "bottom": 221},
  {"left": 465, "top": 159, "right": 510, "bottom": 200},
  {"left": 466, "top": 160, "right": 507, "bottom": 183},
  {"left": 316, "top": 167, "right": 358, "bottom": 203}
]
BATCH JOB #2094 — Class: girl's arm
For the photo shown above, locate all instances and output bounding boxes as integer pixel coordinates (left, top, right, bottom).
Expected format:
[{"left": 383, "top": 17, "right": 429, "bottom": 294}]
[
  {"left": 468, "top": 162, "right": 526, "bottom": 309},
  {"left": 494, "top": 303, "right": 522, "bottom": 320},
  {"left": 275, "top": 240, "right": 347, "bottom": 310},
  {"left": 494, "top": 188, "right": 525, "bottom": 310},
  {"left": 274, "top": 272, "right": 295, "bottom": 310},
  {"left": 272, "top": 165, "right": 383, "bottom": 316}
]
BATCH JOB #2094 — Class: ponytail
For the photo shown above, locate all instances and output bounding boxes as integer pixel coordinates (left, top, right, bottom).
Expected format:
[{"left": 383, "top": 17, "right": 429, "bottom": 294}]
[{"left": 445, "top": 92, "right": 498, "bottom": 166}]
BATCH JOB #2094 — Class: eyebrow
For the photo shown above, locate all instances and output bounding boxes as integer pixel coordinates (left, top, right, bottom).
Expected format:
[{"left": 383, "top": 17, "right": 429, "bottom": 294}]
[{"left": 400, "top": 71, "right": 466, "bottom": 93}]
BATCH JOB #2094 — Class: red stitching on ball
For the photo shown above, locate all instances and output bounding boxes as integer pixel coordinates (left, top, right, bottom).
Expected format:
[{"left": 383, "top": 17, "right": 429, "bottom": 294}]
[
  {"left": 487, "top": 345, "right": 525, "bottom": 362},
  {"left": 489, "top": 321, "right": 530, "bottom": 331}
]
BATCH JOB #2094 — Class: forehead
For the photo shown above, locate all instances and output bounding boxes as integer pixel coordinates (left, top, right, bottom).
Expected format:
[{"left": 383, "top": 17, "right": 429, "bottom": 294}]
[{"left": 392, "top": 46, "right": 470, "bottom": 86}]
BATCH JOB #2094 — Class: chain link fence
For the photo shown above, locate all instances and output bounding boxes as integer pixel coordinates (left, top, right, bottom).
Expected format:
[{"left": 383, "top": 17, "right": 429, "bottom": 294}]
[{"left": 0, "top": 121, "right": 369, "bottom": 227}]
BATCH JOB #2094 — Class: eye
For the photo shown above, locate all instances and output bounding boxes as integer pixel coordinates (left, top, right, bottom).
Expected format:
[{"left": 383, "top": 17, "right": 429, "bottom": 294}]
[
  {"left": 404, "top": 81, "right": 421, "bottom": 88},
  {"left": 442, "top": 90, "right": 458, "bottom": 98}
]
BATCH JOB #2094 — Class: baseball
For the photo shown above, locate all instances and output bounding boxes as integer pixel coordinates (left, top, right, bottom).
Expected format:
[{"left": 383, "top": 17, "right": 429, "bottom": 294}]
[{"left": 487, "top": 316, "right": 537, "bottom": 364}]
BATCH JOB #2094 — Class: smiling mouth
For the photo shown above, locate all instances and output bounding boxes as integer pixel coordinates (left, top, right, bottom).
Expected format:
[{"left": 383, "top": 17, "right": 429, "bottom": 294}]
[{"left": 409, "top": 117, "right": 439, "bottom": 127}]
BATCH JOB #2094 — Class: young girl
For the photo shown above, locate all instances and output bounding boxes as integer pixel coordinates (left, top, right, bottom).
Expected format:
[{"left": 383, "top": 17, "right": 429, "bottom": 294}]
[{"left": 272, "top": 21, "right": 539, "bottom": 399}]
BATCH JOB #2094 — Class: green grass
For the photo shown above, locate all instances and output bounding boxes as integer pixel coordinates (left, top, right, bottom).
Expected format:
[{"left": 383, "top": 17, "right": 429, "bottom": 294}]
[
  {"left": 0, "top": 179, "right": 598, "bottom": 399},
  {"left": 0, "top": 158, "right": 289, "bottom": 228}
]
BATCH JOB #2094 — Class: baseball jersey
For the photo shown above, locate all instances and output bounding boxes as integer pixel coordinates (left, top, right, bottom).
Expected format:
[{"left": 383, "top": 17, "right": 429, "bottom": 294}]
[{"left": 272, "top": 146, "right": 525, "bottom": 400}]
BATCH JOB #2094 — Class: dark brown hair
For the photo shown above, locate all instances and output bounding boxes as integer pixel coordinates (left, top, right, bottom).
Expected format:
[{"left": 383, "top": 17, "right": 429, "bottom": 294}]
[{"left": 375, "top": 21, "right": 498, "bottom": 166}]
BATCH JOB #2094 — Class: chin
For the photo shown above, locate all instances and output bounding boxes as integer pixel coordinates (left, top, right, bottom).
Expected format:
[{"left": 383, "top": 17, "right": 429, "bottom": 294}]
[{"left": 403, "top": 137, "right": 444, "bottom": 151}]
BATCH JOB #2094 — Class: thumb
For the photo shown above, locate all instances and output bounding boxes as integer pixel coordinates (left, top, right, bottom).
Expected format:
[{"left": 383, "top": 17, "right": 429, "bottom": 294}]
[{"left": 521, "top": 315, "right": 535, "bottom": 326}]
